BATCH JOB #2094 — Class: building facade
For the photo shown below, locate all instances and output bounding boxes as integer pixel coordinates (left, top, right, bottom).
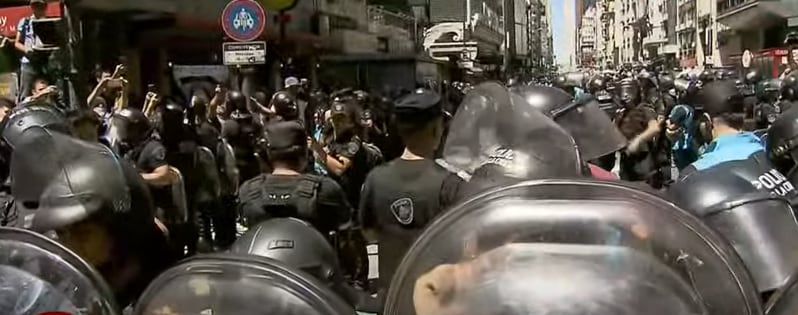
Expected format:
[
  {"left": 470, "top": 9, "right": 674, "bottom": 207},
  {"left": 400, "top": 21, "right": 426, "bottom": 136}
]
[
  {"left": 717, "top": 0, "right": 798, "bottom": 74},
  {"left": 578, "top": 5, "right": 597, "bottom": 67}
]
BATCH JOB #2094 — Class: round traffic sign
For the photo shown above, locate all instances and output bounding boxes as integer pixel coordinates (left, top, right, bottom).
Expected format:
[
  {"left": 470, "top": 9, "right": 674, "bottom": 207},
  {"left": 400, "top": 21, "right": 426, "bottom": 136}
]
[
  {"left": 221, "top": 0, "right": 267, "bottom": 42},
  {"left": 258, "top": 0, "right": 298, "bottom": 11},
  {"left": 742, "top": 49, "right": 753, "bottom": 68}
]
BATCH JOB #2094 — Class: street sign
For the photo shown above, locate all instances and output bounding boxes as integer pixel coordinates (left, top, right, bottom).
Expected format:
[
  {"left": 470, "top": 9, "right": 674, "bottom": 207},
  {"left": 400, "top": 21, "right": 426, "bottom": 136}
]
[
  {"left": 742, "top": 49, "right": 752, "bottom": 68},
  {"left": 221, "top": 0, "right": 267, "bottom": 42},
  {"left": 223, "top": 41, "right": 267, "bottom": 66}
]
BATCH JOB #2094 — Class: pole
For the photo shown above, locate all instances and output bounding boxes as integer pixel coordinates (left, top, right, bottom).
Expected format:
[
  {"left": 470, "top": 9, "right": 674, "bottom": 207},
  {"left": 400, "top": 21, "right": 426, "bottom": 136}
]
[{"left": 60, "top": 0, "right": 86, "bottom": 110}]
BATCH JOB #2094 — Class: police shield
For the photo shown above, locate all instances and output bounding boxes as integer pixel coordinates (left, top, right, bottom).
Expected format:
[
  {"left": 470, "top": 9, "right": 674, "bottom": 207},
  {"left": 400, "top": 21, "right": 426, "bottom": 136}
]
[
  {"left": 133, "top": 254, "right": 354, "bottom": 315},
  {"left": 0, "top": 227, "right": 118, "bottom": 315},
  {"left": 550, "top": 96, "right": 627, "bottom": 160},
  {"left": 217, "top": 139, "right": 239, "bottom": 195},
  {"left": 670, "top": 158, "right": 798, "bottom": 294},
  {"left": 384, "top": 180, "right": 762, "bottom": 315},
  {"left": 440, "top": 82, "right": 583, "bottom": 182},
  {"left": 195, "top": 146, "right": 222, "bottom": 204},
  {"left": 766, "top": 275, "right": 798, "bottom": 315}
]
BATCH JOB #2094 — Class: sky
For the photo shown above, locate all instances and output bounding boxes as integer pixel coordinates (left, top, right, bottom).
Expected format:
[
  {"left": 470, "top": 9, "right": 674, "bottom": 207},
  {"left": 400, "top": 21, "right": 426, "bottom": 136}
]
[{"left": 552, "top": 0, "right": 575, "bottom": 68}]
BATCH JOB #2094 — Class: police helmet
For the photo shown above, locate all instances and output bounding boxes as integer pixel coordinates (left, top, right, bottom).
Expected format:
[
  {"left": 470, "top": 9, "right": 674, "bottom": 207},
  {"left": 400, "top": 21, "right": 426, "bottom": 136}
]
[
  {"left": 1, "top": 105, "right": 69, "bottom": 151},
  {"left": 670, "top": 162, "right": 798, "bottom": 294},
  {"left": 659, "top": 73, "right": 676, "bottom": 92},
  {"left": 745, "top": 70, "right": 764, "bottom": 85},
  {"left": 699, "top": 70, "right": 716, "bottom": 83},
  {"left": 637, "top": 70, "right": 657, "bottom": 87},
  {"left": 270, "top": 91, "right": 299, "bottom": 121},
  {"left": 109, "top": 107, "right": 152, "bottom": 145},
  {"left": 587, "top": 75, "right": 606, "bottom": 94},
  {"left": 227, "top": 90, "right": 248, "bottom": 112},
  {"left": 230, "top": 218, "right": 340, "bottom": 284},
  {"left": 782, "top": 74, "right": 798, "bottom": 101},
  {"left": 768, "top": 107, "right": 798, "bottom": 172}
]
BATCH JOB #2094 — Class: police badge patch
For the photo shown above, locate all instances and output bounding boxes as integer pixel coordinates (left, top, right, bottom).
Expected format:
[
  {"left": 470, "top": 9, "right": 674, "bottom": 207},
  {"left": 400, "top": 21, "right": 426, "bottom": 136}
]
[{"left": 390, "top": 198, "right": 414, "bottom": 225}]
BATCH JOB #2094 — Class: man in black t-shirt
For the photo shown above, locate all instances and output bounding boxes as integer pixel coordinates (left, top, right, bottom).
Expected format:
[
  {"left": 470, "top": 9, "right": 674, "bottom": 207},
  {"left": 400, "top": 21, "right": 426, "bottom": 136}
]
[{"left": 359, "top": 89, "right": 453, "bottom": 293}]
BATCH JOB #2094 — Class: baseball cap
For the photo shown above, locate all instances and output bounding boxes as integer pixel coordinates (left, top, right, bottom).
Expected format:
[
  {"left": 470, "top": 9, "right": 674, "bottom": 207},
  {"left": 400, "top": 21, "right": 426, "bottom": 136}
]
[
  {"left": 265, "top": 121, "right": 306, "bottom": 151},
  {"left": 284, "top": 77, "right": 299, "bottom": 88},
  {"left": 30, "top": 0, "right": 46, "bottom": 5}
]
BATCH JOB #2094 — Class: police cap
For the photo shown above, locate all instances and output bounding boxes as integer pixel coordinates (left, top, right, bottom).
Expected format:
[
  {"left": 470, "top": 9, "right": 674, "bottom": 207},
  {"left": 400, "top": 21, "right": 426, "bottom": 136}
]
[
  {"left": 265, "top": 121, "right": 307, "bottom": 151},
  {"left": 394, "top": 88, "right": 442, "bottom": 122}
]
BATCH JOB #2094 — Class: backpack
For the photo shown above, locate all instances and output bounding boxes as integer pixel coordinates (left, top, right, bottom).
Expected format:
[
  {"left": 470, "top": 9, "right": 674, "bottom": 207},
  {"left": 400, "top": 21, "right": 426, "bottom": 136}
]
[{"left": 258, "top": 174, "right": 322, "bottom": 224}]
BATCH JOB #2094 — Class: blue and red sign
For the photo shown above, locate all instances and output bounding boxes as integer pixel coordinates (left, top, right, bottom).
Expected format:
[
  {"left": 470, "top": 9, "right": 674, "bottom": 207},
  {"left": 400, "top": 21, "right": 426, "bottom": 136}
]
[{"left": 221, "top": 0, "right": 267, "bottom": 42}]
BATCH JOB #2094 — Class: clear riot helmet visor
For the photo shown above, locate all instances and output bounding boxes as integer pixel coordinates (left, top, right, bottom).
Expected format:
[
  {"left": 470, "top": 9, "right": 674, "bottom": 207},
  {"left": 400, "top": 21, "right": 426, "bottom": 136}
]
[
  {"left": 0, "top": 228, "right": 118, "bottom": 315},
  {"left": 551, "top": 98, "right": 627, "bottom": 160},
  {"left": 384, "top": 180, "right": 762, "bottom": 315},
  {"left": 134, "top": 255, "right": 353, "bottom": 315},
  {"left": 441, "top": 82, "right": 582, "bottom": 182}
]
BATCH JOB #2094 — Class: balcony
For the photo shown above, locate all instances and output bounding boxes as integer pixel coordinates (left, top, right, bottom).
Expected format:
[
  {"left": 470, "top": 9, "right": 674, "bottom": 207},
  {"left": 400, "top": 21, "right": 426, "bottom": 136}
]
[
  {"left": 717, "top": 0, "right": 798, "bottom": 30},
  {"left": 675, "top": 22, "right": 695, "bottom": 33}
]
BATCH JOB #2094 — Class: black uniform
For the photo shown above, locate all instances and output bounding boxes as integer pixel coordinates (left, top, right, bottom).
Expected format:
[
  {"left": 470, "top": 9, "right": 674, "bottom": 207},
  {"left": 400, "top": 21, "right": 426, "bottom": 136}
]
[
  {"left": 358, "top": 89, "right": 452, "bottom": 291},
  {"left": 236, "top": 121, "right": 352, "bottom": 234}
]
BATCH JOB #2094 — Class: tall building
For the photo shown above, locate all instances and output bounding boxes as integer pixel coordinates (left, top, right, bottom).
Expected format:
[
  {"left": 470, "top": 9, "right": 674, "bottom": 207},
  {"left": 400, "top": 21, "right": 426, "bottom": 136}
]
[
  {"left": 597, "top": 0, "right": 617, "bottom": 67},
  {"left": 676, "top": 0, "right": 697, "bottom": 68},
  {"left": 565, "top": 0, "right": 577, "bottom": 68},
  {"left": 578, "top": 5, "right": 597, "bottom": 66},
  {"left": 541, "top": 0, "right": 555, "bottom": 68},
  {"left": 642, "top": 0, "right": 670, "bottom": 60},
  {"left": 717, "top": 0, "right": 798, "bottom": 73}
]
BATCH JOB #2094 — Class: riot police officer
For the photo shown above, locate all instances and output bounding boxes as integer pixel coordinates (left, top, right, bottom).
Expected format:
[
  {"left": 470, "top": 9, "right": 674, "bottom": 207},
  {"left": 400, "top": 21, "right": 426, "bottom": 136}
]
[
  {"left": 10, "top": 124, "right": 176, "bottom": 307},
  {"left": 359, "top": 89, "right": 453, "bottom": 295},
  {"left": 269, "top": 90, "right": 299, "bottom": 123},
  {"left": 222, "top": 90, "right": 262, "bottom": 183},
  {"left": 767, "top": 107, "right": 798, "bottom": 185},
  {"left": 780, "top": 73, "right": 798, "bottom": 113},
  {"left": 0, "top": 105, "right": 71, "bottom": 227},
  {"left": 742, "top": 70, "right": 763, "bottom": 127},
  {"left": 754, "top": 78, "right": 782, "bottom": 130},
  {"left": 238, "top": 121, "right": 351, "bottom": 235}
]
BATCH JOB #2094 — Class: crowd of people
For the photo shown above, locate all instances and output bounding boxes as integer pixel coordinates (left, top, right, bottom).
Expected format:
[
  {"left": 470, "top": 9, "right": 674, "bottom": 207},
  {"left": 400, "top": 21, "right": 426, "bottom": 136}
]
[{"left": 5, "top": 14, "right": 798, "bottom": 312}]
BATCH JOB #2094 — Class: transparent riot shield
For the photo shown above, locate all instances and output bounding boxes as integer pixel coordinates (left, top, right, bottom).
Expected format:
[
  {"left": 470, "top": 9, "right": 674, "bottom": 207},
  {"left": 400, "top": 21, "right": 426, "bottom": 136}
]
[
  {"left": 134, "top": 254, "right": 354, "bottom": 315},
  {"left": 217, "top": 139, "right": 239, "bottom": 195},
  {"left": 384, "top": 180, "right": 762, "bottom": 315},
  {"left": 0, "top": 227, "right": 118, "bottom": 315},
  {"left": 169, "top": 167, "right": 189, "bottom": 224},
  {"left": 195, "top": 146, "right": 222, "bottom": 204},
  {"left": 441, "top": 82, "right": 583, "bottom": 181},
  {"left": 549, "top": 97, "right": 628, "bottom": 160}
]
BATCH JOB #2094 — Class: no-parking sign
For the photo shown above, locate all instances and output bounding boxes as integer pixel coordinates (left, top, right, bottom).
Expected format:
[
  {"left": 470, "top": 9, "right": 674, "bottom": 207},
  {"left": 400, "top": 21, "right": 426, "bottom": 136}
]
[{"left": 221, "top": 0, "right": 267, "bottom": 42}]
